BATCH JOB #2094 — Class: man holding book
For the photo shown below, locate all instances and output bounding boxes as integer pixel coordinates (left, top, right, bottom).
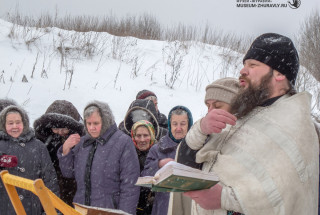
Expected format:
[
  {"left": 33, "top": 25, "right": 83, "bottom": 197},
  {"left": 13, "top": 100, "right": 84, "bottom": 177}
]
[
  {"left": 182, "top": 33, "right": 319, "bottom": 215},
  {"left": 169, "top": 77, "right": 240, "bottom": 215}
]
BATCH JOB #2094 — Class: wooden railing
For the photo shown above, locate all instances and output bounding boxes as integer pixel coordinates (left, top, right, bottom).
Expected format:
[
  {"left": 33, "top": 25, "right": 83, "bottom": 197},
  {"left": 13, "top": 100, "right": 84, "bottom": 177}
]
[{"left": 0, "top": 170, "right": 81, "bottom": 215}]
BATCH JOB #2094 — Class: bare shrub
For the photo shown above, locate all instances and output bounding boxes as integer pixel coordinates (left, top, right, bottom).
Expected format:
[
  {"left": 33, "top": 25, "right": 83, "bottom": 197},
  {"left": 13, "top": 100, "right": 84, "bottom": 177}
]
[
  {"left": 22, "top": 75, "right": 28, "bottom": 82},
  {"left": 137, "top": 13, "right": 161, "bottom": 40},
  {"left": 295, "top": 10, "right": 320, "bottom": 116},
  {"left": 131, "top": 56, "right": 144, "bottom": 78},
  {"left": 57, "top": 41, "right": 66, "bottom": 73},
  {"left": 296, "top": 67, "right": 320, "bottom": 115},
  {"left": 185, "top": 56, "right": 208, "bottom": 92},
  {"left": 41, "top": 69, "right": 48, "bottom": 78},
  {"left": 111, "top": 36, "right": 138, "bottom": 63},
  {"left": 95, "top": 51, "right": 107, "bottom": 72},
  {"left": 164, "top": 23, "right": 198, "bottom": 42},
  {"left": 63, "top": 68, "right": 74, "bottom": 90},
  {"left": 144, "top": 61, "right": 159, "bottom": 81},
  {"left": 8, "top": 23, "right": 18, "bottom": 39},
  {"left": 114, "top": 62, "right": 122, "bottom": 89},
  {"left": 163, "top": 41, "right": 188, "bottom": 89},
  {"left": 55, "top": 31, "right": 109, "bottom": 63},
  {"left": 31, "top": 52, "right": 39, "bottom": 78},
  {"left": 0, "top": 70, "right": 5, "bottom": 84}
]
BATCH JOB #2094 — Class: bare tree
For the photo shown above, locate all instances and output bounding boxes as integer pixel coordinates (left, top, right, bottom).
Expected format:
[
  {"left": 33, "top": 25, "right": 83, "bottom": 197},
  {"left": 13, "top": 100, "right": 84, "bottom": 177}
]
[{"left": 297, "top": 10, "right": 320, "bottom": 82}]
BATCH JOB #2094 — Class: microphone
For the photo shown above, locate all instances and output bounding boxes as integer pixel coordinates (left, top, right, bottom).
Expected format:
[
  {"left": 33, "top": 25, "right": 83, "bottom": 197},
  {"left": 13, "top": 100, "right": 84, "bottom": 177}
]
[{"left": 0, "top": 154, "right": 18, "bottom": 168}]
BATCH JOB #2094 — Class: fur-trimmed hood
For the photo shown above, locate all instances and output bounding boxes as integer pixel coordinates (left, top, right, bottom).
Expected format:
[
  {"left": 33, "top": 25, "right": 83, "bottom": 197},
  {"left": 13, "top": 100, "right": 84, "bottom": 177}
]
[
  {"left": 0, "top": 98, "right": 18, "bottom": 113},
  {"left": 45, "top": 100, "right": 81, "bottom": 121},
  {"left": 0, "top": 105, "right": 31, "bottom": 136},
  {"left": 84, "top": 100, "right": 115, "bottom": 137},
  {"left": 123, "top": 99, "right": 160, "bottom": 139},
  {"left": 33, "top": 100, "right": 84, "bottom": 142},
  {"left": 127, "top": 99, "right": 158, "bottom": 117}
]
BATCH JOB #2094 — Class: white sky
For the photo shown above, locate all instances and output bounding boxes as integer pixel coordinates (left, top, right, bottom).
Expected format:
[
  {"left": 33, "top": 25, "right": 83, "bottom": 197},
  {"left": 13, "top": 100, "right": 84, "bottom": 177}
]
[{"left": 0, "top": 0, "right": 319, "bottom": 38}]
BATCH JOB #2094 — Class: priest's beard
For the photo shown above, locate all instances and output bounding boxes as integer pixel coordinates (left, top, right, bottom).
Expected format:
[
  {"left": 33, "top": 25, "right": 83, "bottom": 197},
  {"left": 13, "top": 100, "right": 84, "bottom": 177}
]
[{"left": 230, "top": 70, "right": 273, "bottom": 118}]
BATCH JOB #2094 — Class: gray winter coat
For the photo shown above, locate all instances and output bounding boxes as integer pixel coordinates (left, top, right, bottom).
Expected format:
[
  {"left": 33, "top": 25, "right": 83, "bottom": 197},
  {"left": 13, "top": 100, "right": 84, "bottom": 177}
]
[
  {"left": 58, "top": 101, "right": 140, "bottom": 214},
  {"left": 0, "top": 105, "right": 59, "bottom": 215}
]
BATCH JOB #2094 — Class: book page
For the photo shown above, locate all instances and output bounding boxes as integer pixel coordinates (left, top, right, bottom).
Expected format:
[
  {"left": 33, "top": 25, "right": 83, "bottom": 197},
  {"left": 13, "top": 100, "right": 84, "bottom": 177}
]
[
  {"left": 73, "top": 203, "right": 130, "bottom": 215},
  {"left": 155, "top": 161, "right": 218, "bottom": 181},
  {"left": 136, "top": 176, "right": 157, "bottom": 185},
  {"left": 157, "top": 161, "right": 204, "bottom": 174}
]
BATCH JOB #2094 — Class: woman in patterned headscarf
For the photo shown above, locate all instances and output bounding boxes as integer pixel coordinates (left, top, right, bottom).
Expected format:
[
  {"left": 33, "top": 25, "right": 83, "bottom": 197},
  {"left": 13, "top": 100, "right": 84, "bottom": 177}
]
[{"left": 131, "top": 120, "right": 156, "bottom": 215}]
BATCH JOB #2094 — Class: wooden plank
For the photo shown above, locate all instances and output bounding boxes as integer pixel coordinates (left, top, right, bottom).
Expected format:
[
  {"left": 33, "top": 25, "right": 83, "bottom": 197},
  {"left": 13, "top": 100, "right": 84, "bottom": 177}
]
[{"left": 0, "top": 171, "right": 27, "bottom": 215}]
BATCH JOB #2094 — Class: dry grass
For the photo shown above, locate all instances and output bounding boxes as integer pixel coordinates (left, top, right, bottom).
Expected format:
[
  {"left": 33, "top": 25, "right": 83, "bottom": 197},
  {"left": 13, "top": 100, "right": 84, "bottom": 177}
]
[{"left": 4, "top": 10, "right": 251, "bottom": 54}]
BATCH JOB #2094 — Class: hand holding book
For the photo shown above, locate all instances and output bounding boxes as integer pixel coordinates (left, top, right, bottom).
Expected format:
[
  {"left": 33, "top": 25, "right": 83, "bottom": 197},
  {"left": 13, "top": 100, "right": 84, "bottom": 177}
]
[
  {"left": 183, "top": 183, "right": 222, "bottom": 210},
  {"left": 136, "top": 161, "right": 219, "bottom": 192}
]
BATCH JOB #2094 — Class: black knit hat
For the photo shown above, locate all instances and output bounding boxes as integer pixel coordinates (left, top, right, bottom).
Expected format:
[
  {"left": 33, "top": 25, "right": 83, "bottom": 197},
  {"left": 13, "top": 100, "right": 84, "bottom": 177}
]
[{"left": 243, "top": 33, "right": 299, "bottom": 85}]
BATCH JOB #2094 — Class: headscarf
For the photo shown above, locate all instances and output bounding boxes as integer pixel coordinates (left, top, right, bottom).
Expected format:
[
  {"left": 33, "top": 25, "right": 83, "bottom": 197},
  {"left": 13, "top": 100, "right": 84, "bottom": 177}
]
[
  {"left": 131, "top": 120, "right": 156, "bottom": 150},
  {"left": 168, "top": 105, "right": 193, "bottom": 143}
]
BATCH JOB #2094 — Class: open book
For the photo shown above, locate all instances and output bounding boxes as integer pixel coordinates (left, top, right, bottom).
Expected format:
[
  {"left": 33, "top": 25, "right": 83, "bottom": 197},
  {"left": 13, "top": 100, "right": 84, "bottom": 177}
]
[
  {"left": 73, "top": 202, "right": 130, "bottom": 215},
  {"left": 136, "top": 161, "right": 219, "bottom": 192}
]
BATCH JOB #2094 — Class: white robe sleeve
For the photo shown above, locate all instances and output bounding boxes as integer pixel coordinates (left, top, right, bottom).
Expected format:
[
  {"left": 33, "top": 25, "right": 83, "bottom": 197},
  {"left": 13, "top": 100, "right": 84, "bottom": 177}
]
[
  {"left": 185, "top": 119, "right": 208, "bottom": 150},
  {"left": 221, "top": 185, "right": 244, "bottom": 214}
]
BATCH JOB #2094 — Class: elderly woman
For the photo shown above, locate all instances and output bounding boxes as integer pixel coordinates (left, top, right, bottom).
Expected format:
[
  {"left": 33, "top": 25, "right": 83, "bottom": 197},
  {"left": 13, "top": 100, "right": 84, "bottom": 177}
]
[
  {"left": 131, "top": 120, "right": 156, "bottom": 215},
  {"left": 142, "top": 105, "right": 193, "bottom": 215},
  {"left": 0, "top": 105, "right": 59, "bottom": 215},
  {"left": 33, "top": 100, "right": 85, "bottom": 206},
  {"left": 57, "top": 100, "right": 140, "bottom": 214}
]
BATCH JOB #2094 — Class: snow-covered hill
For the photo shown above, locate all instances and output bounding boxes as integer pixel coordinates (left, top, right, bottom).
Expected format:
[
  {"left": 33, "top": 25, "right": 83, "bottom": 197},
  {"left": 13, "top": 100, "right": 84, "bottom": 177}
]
[{"left": 0, "top": 19, "right": 318, "bottom": 125}]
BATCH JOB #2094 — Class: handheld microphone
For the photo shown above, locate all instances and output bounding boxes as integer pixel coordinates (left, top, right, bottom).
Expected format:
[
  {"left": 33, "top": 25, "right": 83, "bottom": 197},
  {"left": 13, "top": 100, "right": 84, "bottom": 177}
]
[{"left": 0, "top": 154, "right": 18, "bottom": 168}]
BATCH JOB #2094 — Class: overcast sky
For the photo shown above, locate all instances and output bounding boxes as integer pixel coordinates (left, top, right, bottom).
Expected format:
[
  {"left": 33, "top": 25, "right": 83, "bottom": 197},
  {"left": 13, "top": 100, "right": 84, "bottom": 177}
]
[{"left": 0, "top": 0, "right": 319, "bottom": 38}]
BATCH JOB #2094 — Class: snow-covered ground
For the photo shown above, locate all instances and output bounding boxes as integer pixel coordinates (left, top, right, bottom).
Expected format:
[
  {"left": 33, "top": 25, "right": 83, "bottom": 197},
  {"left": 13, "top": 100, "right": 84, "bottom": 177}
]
[{"left": 0, "top": 19, "right": 318, "bottom": 126}]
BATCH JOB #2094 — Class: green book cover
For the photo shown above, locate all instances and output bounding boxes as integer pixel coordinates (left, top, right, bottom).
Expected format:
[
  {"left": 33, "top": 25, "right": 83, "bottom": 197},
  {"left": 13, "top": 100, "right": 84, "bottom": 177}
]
[
  {"left": 152, "top": 174, "right": 218, "bottom": 192},
  {"left": 151, "top": 186, "right": 185, "bottom": 192}
]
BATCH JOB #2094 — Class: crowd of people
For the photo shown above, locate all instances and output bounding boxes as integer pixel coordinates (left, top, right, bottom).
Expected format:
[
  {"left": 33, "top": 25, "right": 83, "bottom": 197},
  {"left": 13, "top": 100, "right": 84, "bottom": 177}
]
[{"left": 0, "top": 32, "right": 319, "bottom": 215}]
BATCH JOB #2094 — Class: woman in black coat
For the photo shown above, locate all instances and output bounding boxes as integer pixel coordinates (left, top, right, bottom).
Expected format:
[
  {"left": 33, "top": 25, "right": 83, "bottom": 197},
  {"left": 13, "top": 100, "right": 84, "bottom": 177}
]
[
  {"left": 33, "top": 100, "right": 85, "bottom": 206},
  {"left": 0, "top": 105, "right": 59, "bottom": 215}
]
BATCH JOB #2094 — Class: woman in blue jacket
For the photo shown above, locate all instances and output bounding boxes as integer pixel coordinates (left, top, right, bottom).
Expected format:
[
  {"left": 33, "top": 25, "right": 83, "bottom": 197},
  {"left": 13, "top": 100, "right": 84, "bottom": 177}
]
[
  {"left": 142, "top": 105, "right": 193, "bottom": 215},
  {"left": 58, "top": 100, "right": 140, "bottom": 214}
]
